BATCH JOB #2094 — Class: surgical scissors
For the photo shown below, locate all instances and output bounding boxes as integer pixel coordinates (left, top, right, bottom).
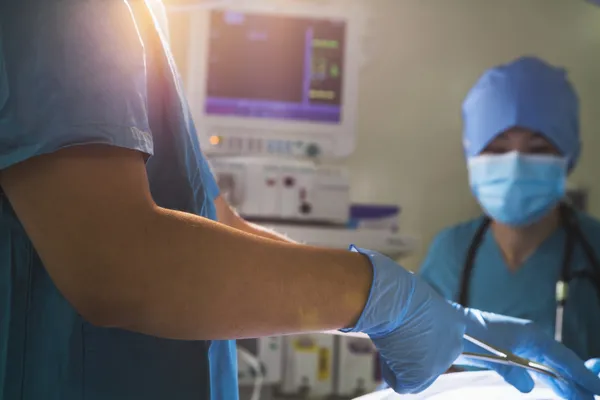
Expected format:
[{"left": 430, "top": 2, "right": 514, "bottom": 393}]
[
  {"left": 324, "top": 330, "right": 564, "bottom": 381},
  {"left": 462, "top": 334, "right": 563, "bottom": 381}
]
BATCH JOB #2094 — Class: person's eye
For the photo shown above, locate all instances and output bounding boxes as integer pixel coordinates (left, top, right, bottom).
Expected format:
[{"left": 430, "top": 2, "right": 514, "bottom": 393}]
[
  {"left": 483, "top": 147, "right": 509, "bottom": 154},
  {"left": 528, "top": 145, "right": 556, "bottom": 154}
]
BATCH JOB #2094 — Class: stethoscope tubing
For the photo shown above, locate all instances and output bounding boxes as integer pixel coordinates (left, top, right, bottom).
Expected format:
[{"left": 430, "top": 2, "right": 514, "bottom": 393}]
[{"left": 457, "top": 204, "right": 600, "bottom": 345}]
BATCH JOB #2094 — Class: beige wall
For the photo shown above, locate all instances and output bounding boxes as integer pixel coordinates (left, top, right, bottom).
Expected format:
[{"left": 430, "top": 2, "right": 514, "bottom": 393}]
[{"left": 168, "top": 0, "right": 600, "bottom": 270}]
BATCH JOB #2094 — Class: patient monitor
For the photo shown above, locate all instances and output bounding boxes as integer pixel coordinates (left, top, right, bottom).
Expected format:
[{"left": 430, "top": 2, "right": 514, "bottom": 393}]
[{"left": 185, "top": 5, "right": 361, "bottom": 159}]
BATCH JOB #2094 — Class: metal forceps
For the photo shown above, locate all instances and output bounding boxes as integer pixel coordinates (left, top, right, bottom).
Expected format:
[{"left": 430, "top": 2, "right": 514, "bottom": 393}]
[{"left": 462, "top": 334, "right": 563, "bottom": 381}]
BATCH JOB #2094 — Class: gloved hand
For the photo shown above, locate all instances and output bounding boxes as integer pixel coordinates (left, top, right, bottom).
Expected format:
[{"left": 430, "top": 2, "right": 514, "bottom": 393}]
[
  {"left": 586, "top": 358, "right": 600, "bottom": 377},
  {"left": 454, "top": 305, "right": 600, "bottom": 399},
  {"left": 341, "top": 247, "right": 466, "bottom": 393}
]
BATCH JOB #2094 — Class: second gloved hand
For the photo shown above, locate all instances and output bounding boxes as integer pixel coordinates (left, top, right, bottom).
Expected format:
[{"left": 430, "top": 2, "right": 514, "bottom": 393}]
[
  {"left": 586, "top": 358, "right": 600, "bottom": 377},
  {"left": 454, "top": 305, "right": 600, "bottom": 399},
  {"left": 341, "top": 247, "right": 466, "bottom": 394}
]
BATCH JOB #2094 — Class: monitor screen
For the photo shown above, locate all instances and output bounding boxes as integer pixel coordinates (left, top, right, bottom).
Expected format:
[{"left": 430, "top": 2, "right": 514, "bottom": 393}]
[{"left": 205, "top": 10, "right": 346, "bottom": 124}]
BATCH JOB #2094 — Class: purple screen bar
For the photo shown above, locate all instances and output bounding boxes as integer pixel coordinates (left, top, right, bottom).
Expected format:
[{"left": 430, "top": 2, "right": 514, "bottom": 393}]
[
  {"left": 205, "top": 97, "right": 342, "bottom": 123},
  {"left": 302, "top": 27, "right": 314, "bottom": 105}
]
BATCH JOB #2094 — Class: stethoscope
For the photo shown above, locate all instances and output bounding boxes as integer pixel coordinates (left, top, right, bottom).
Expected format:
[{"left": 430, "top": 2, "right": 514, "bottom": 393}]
[{"left": 457, "top": 203, "right": 600, "bottom": 343}]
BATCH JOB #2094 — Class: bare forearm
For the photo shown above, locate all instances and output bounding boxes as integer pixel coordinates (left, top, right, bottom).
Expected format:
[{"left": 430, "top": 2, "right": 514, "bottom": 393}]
[
  {"left": 98, "top": 206, "right": 372, "bottom": 340},
  {"left": 1, "top": 147, "right": 372, "bottom": 342},
  {"left": 236, "top": 220, "right": 297, "bottom": 243}
]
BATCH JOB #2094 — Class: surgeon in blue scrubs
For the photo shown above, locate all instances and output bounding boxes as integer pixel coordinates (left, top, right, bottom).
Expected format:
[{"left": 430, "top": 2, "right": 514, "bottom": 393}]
[
  {"left": 2, "top": 1, "right": 600, "bottom": 399},
  {"left": 420, "top": 56, "right": 600, "bottom": 361}
]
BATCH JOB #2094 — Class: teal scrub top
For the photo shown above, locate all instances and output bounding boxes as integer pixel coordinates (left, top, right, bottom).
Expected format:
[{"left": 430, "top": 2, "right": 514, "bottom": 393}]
[
  {"left": 0, "top": 1, "right": 237, "bottom": 399},
  {"left": 419, "top": 213, "right": 600, "bottom": 360}
]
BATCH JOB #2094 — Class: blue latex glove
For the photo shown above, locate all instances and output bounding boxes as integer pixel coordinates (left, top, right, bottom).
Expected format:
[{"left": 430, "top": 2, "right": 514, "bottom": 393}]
[
  {"left": 454, "top": 305, "right": 600, "bottom": 399},
  {"left": 342, "top": 247, "right": 466, "bottom": 393},
  {"left": 586, "top": 358, "right": 600, "bottom": 377}
]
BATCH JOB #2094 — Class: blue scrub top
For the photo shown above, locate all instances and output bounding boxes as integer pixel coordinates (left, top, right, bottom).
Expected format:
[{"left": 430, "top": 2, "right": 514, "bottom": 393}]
[
  {"left": 419, "top": 213, "right": 600, "bottom": 360},
  {"left": 0, "top": 1, "right": 236, "bottom": 399}
]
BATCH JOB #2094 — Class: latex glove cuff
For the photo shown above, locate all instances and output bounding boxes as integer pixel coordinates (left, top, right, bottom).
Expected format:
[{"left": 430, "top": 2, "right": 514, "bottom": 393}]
[{"left": 339, "top": 245, "right": 414, "bottom": 338}]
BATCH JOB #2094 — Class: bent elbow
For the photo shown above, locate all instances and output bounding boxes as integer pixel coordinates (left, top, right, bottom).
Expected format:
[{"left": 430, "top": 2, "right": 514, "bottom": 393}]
[
  {"left": 51, "top": 268, "right": 136, "bottom": 328},
  {"left": 43, "top": 253, "right": 160, "bottom": 332},
  {"left": 68, "top": 291, "right": 129, "bottom": 328},
  {"left": 62, "top": 274, "right": 158, "bottom": 332},
  {"left": 79, "top": 303, "right": 125, "bottom": 328}
]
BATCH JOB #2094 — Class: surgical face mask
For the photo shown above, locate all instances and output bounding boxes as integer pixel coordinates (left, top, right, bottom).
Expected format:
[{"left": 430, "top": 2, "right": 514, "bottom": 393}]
[{"left": 467, "top": 151, "right": 567, "bottom": 227}]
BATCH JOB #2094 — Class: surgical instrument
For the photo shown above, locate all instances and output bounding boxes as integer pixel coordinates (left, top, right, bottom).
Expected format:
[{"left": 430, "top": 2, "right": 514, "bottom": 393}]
[
  {"left": 462, "top": 334, "right": 562, "bottom": 381},
  {"left": 325, "top": 331, "right": 564, "bottom": 381}
]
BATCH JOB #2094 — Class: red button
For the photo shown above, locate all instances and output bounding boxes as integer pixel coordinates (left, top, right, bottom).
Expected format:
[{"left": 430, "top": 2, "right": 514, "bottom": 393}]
[{"left": 284, "top": 177, "right": 295, "bottom": 187}]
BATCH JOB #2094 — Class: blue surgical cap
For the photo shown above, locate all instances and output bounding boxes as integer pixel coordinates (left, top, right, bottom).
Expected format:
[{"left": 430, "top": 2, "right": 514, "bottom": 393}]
[{"left": 462, "top": 56, "right": 581, "bottom": 169}]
